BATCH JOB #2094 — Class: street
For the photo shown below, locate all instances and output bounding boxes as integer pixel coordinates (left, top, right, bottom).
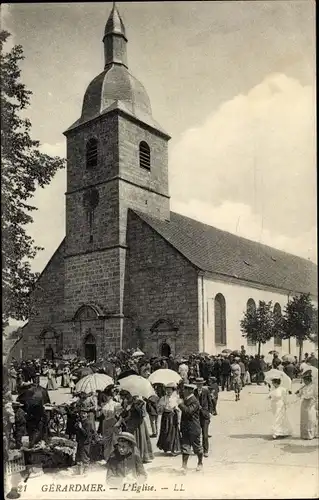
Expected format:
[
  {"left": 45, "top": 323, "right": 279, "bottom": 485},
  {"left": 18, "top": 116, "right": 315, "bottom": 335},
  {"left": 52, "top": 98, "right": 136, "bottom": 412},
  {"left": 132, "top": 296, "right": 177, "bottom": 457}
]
[{"left": 15, "top": 380, "right": 318, "bottom": 499}]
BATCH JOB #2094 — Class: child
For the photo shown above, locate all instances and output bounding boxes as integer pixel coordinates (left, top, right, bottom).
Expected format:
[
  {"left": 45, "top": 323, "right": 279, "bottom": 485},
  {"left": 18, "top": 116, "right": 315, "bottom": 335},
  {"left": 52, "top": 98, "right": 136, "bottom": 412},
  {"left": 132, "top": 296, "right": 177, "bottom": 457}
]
[
  {"left": 74, "top": 407, "right": 96, "bottom": 475},
  {"left": 145, "top": 393, "right": 159, "bottom": 438},
  {"left": 12, "top": 401, "right": 26, "bottom": 449},
  {"left": 208, "top": 377, "right": 219, "bottom": 415},
  {"left": 106, "top": 432, "right": 147, "bottom": 486}
]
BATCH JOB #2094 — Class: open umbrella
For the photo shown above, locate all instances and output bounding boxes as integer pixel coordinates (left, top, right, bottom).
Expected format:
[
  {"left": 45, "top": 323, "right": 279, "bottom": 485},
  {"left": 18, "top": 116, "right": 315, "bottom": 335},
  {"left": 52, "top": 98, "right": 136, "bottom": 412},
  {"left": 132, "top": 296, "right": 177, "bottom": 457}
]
[
  {"left": 149, "top": 369, "right": 181, "bottom": 386},
  {"left": 132, "top": 349, "right": 144, "bottom": 358},
  {"left": 221, "top": 349, "right": 232, "bottom": 354},
  {"left": 231, "top": 350, "right": 241, "bottom": 356},
  {"left": 282, "top": 354, "right": 295, "bottom": 363},
  {"left": 75, "top": 373, "right": 114, "bottom": 394},
  {"left": 269, "top": 350, "right": 279, "bottom": 355},
  {"left": 264, "top": 369, "right": 292, "bottom": 391},
  {"left": 91, "top": 361, "right": 116, "bottom": 378},
  {"left": 71, "top": 366, "right": 94, "bottom": 381},
  {"left": 17, "top": 384, "right": 50, "bottom": 406},
  {"left": 198, "top": 352, "right": 209, "bottom": 357},
  {"left": 118, "top": 375, "right": 155, "bottom": 398},
  {"left": 117, "top": 369, "right": 139, "bottom": 380}
]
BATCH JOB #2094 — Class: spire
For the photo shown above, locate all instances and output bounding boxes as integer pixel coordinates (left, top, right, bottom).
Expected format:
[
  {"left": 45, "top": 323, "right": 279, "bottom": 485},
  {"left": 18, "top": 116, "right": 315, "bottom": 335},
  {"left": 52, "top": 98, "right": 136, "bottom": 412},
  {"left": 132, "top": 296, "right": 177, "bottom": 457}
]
[{"left": 103, "top": 3, "right": 128, "bottom": 68}]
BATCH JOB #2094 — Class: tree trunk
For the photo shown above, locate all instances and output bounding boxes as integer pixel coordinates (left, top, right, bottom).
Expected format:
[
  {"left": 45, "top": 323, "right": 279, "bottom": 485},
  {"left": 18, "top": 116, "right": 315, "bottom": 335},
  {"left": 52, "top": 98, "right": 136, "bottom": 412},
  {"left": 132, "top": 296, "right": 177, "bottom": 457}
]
[
  {"left": 288, "top": 338, "right": 291, "bottom": 354},
  {"left": 258, "top": 342, "right": 261, "bottom": 356},
  {"left": 298, "top": 339, "right": 303, "bottom": 363}
]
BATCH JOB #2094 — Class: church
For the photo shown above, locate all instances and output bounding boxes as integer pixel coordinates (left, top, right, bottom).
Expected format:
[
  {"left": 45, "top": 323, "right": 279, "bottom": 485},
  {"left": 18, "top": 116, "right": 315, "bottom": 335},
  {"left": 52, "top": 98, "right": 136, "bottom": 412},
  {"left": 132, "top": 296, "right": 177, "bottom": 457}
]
[{"left": 19, "top": 5, "right": 317, "bottom": 361}]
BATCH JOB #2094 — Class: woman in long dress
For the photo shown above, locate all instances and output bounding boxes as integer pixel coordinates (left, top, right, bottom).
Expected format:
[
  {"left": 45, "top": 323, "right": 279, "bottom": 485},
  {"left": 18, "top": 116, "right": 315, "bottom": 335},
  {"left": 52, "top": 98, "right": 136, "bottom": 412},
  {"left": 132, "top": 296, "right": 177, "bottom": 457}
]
[
  {"left": 157, "top": 383, "right": 181, "bottom": 455},
  {"left": 101, "top": 385, "right": 122, "bottom": 462},
  {"left": 8, "top": 364, "right": 17, "bottom": 394},
  {"left": 45, "top": 364, "right": 58, "bottom": 391},
  {"left": 231, "top": 358, "right": 242, "bottom": 401},
  {"left": 120, "top": 390, "right": 153, "bottom": 463},
  {"left": 269, "top": 378, "right": 291, "bottom": 439},
  {"left": 61, "top": 364, "right": 71, "bottom": 388},
  {"left": 296, "top": 370, "right": 318, "bottom": 440}
]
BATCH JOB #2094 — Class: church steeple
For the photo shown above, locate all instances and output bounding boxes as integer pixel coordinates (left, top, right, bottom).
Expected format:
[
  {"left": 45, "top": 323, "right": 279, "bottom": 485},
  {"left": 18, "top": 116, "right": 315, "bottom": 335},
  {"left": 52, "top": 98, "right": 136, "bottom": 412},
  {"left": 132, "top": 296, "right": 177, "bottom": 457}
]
[{"left": 103, "top": 3, "right": 128, "bottom": 69}]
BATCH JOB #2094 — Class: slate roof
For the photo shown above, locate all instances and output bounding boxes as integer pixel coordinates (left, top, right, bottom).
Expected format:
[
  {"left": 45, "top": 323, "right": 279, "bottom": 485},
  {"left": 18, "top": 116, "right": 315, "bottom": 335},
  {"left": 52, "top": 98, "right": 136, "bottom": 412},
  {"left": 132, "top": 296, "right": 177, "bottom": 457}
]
[{"left": 133, "top": 210, "right": 317, "bottom": 296}]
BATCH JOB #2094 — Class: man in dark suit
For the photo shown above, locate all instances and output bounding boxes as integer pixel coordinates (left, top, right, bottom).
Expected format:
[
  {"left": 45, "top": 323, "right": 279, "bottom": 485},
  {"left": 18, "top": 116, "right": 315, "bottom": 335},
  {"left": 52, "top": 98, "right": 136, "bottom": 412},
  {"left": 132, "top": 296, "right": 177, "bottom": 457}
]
[
  {"left": 194, "top": 378, "right": 213, "bottom": 457},
  {"left": 220, "top": 356, "right": 231, "bottom": 390},
  {"left": 178, "top": 384, "right": 203, "bottom": 473}
]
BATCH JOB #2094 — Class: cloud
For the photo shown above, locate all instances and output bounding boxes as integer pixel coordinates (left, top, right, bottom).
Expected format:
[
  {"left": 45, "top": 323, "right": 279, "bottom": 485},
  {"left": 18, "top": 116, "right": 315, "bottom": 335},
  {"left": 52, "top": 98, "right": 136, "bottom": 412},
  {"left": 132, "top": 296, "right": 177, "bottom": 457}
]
[
  {"left": 169, "top": 73, "right": 316, "bottom": 261},
  {"left": 39, "top": 141, "right": 65, "bottom": 158}
]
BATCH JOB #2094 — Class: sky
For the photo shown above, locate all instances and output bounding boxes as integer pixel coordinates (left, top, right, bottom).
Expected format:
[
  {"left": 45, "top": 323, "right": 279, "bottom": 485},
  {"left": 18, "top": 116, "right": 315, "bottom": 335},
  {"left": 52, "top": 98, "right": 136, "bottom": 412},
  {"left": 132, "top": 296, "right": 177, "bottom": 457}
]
[{"left": 2, "top": 1, "right": 317, "bottom": 288}]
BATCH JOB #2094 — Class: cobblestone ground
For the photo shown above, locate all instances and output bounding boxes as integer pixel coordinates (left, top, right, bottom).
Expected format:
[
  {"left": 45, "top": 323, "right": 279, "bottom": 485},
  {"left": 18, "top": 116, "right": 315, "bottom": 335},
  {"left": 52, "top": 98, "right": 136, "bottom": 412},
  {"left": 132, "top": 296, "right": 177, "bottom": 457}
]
[{"left": 13, "top": 379, "right": 319, "bottom": 499}]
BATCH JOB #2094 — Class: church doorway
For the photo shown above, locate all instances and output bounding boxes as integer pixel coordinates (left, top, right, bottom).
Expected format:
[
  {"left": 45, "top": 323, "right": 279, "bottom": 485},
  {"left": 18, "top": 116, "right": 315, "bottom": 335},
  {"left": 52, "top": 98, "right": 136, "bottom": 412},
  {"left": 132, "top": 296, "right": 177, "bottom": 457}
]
[
  {"left": 84, "top": 333, "right": 96, "bottom": 362},
  {"left": 160, "top": 342, "right": 171, "bottom": 358},
  {"left": 44, "top": 346, "right": 54, "bottom": 361},
  {"left": 40, "top": 329, "right": 61, "bottom": 360}
]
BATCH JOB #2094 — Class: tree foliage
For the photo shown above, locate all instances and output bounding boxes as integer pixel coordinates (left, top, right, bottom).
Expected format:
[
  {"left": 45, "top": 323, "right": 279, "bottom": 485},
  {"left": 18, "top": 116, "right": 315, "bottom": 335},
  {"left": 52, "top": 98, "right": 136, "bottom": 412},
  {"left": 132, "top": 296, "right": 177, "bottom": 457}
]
[
  {"left": 279, "top": 293, "right": 317, "bottom": 361},
  {"left": 1, "top": 31, "right": 65, "bottom": 327},
  {"left": 240, "top": 300, "right": 274, "bottom": 355}
]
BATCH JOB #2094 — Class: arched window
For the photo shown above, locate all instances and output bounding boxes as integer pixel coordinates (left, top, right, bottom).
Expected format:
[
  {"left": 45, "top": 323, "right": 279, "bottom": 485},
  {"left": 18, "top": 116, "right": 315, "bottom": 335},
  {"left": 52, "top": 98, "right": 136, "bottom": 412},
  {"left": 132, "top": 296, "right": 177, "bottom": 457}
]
[
  {"left": 214, "top": 293, "right": 226, "bottom": 345},
  {"left": 74, "top": 305, "right": 99, "bottom": 321},
  {"left": 273, "top": 302, "right": 282, "bottom": 347},
  {"left": 86, "top": 138, "right": 98, "bottom": 169},
  {"left": 139, "top": 141, "right": 151, "bottom": 170},
  {"left": 246, "top": 299, "right": 257, "bottom": 346}
]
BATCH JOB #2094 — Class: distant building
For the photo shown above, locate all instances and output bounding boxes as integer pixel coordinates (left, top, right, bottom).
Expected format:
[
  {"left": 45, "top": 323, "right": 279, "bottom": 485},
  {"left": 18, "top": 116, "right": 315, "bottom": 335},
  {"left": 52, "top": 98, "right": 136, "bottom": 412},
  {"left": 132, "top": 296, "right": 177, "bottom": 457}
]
[{"left": 20, "top": 5, "right": 317, "bottom": 361}]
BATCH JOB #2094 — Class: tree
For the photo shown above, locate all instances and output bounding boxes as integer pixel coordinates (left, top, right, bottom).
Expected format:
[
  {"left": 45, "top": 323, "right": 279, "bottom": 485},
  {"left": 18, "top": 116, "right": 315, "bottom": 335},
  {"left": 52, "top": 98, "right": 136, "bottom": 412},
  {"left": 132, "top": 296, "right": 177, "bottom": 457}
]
[
  {"left": 279, "top": 293, "right": 318, "bottom": 362},
  {"left": 1, "top": 31, "right": 65, "bottom": 327},
  {"left": 240, "top": 300, "right": 274, "bottom": 356}
]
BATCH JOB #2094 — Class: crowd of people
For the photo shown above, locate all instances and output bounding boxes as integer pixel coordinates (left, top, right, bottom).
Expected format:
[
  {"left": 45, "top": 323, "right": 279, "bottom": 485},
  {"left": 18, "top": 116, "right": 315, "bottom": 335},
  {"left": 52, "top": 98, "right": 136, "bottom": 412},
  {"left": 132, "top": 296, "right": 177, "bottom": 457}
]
[{"left": 3, "top": 346, "right": 318, "bottom": 482}]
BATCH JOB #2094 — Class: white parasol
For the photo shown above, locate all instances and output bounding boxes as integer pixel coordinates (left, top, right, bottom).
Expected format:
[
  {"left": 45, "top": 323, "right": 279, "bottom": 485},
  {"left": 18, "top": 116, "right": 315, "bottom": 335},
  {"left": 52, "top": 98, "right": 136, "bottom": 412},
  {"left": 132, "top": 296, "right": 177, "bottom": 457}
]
[
  {"left": 282, "top": 354, "right": 295, "bottom": 363},
  {"left": 149, "top": 369, "right": 181, "bottom": 386},
  {"left": 118, "top": 375, "right": 155, "bottom": 398},
  {"left": 264, "top": 369, "right": 292, "bottom": 391},
  {"left": 132, "top": 349, "right": 144, "bottom": 358},
  {"left": 75, "top": 373, "right": 114, "bottom": 394}
]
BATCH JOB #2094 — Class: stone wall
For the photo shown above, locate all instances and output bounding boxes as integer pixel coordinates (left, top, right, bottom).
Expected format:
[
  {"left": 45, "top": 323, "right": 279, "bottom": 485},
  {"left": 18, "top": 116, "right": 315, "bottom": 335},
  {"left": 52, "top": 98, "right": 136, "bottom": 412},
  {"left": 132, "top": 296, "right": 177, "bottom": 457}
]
[
  {"left": 118, "top": 115, "right": 169, "bottom": 202},
  {"left": 22, "top": 241, "right": 65, "bottom": 358},
  {"left": 123, "top": 210, "right": 199, "bottom": 355},
  {"left": 64, "top": 248, "right": 121, "bottom": 320},
  {"left": 65, "top": 114, "right": 119, "bottom": 193},
  {"left": 65, "top": 181, "right": 120, "bottom": 256}
]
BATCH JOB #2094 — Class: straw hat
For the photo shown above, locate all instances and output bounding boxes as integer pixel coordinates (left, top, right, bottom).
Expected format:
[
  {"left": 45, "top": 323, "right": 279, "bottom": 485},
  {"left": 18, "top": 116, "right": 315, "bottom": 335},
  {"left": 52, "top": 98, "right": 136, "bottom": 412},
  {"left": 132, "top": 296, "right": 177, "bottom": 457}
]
[{"left": 117, "top": 432, "right": 136, "bottom": 446}]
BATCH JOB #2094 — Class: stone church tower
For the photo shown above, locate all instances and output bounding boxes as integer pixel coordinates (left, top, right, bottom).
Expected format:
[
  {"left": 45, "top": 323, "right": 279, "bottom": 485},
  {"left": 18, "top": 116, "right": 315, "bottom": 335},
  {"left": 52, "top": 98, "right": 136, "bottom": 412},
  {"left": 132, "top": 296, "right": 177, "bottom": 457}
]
[{"left": 62, "top": 4, "right": 171, "bottom": 355}]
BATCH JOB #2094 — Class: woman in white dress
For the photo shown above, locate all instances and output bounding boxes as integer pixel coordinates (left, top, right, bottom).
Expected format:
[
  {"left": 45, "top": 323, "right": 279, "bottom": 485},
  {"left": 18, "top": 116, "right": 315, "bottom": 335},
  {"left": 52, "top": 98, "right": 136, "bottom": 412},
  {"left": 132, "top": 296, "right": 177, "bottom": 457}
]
[
  {"left": 269, "top": 378, "right": 291, "bottom": 439},
  {"left": 101, "top": 385, "right": 123, "bottom": 462},
  {"left": 45, "top": 364, "right": 58, "bottom": 391},
  {"left": 61, "top": 364, "right": 71, "bottom": 388},
  {"left": 231, "top": 358, "right": 242, "bottom": 401},
  {"left": 296, "top": 370, "right": 318, "bottom": 440}
]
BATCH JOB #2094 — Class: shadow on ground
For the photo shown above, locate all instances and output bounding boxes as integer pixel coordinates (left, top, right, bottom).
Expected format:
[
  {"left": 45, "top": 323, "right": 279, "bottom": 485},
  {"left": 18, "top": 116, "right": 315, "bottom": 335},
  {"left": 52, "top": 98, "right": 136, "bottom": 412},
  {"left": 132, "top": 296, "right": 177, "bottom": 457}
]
[
  {"left": 147, "top": 466, "right": 185, "bottom": 476},
  {"left": 229, "top": 434, "right": 303, "bottom": 442},
  {"left": 280, "top": 443, "right": 319, "bottom": 454},
  {"left": 229, "top": 433, "right": 273, "bottom": 441}
]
